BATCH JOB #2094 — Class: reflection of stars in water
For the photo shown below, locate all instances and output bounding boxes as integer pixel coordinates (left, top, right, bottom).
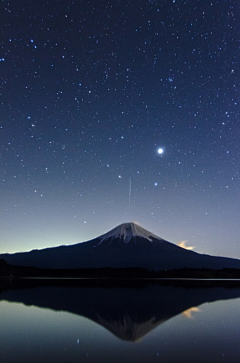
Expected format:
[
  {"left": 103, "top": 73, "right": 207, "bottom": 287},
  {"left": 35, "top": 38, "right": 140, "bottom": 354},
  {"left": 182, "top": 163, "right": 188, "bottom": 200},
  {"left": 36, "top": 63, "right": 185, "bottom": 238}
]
[{"left": 157, "top": 148, "right": 164, "bottom": 155}]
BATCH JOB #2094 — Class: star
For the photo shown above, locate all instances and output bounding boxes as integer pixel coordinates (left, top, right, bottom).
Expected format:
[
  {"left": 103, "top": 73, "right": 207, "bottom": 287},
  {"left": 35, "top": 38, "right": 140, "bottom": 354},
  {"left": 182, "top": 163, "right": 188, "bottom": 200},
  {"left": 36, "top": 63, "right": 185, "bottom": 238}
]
[{"left": 157, "top": 148, "right": 164, "bottom": 155}]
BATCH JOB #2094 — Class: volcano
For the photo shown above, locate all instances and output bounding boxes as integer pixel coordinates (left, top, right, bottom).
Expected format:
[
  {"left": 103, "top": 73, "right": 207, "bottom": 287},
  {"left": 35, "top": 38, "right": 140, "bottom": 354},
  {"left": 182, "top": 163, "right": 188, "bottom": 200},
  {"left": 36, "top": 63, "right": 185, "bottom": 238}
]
[{"left": 1, "top": 222, "right": 240, "bottom": 272}]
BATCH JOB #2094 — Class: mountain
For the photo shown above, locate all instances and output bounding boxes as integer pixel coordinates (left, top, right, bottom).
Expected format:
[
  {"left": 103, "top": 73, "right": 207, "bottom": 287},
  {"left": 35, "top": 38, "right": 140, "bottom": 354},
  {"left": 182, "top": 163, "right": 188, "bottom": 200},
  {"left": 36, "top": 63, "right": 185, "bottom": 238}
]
[{"left": 1, "top": 222, "right": 240, "bottom": 272}]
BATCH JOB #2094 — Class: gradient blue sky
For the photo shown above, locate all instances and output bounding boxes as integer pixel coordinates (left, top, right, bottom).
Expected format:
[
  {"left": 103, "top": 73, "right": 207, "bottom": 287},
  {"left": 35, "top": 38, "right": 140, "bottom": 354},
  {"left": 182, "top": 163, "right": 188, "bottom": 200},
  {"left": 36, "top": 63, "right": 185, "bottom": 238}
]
[{"left": 1, "top": 0, "right": 240, "bottom": 258}]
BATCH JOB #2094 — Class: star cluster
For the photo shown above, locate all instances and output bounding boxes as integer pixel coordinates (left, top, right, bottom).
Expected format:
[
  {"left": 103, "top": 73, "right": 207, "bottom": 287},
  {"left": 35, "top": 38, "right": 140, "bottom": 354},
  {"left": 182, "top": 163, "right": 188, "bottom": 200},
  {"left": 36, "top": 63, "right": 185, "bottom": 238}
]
[{"left": 1, "top": 0, "right": 240, "bottom": 257}]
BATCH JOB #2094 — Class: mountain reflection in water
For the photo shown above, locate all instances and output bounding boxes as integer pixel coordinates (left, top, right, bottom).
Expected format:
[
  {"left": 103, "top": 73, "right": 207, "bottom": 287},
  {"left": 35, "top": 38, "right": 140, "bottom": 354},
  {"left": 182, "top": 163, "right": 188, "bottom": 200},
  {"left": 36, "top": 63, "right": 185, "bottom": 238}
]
[{"left": 1, "top": 279, "right": 240, "bottom": 342}]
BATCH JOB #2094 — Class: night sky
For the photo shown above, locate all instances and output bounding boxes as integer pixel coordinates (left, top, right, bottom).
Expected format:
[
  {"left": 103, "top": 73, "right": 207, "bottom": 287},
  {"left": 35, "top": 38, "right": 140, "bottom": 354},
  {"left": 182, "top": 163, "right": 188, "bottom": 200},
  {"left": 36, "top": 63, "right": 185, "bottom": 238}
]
[{"left": 1, "top": 0, "right": 240, "bottom": 258}]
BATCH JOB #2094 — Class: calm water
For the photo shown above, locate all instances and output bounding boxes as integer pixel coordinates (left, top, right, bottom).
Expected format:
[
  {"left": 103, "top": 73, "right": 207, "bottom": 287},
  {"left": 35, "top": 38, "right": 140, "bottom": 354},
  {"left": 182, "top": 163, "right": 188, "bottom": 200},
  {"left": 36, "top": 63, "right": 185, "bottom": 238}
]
[{"left": 1, "top": 279, "right": 240, "bottom": 363}]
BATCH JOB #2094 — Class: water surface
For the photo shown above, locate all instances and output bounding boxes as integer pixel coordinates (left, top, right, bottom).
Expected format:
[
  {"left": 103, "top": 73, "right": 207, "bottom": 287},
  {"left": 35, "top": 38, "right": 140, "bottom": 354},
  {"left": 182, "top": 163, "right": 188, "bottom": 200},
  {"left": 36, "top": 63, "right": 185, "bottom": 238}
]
[{"left": 1, "top": 279, "right": 240, "bottom": 363}]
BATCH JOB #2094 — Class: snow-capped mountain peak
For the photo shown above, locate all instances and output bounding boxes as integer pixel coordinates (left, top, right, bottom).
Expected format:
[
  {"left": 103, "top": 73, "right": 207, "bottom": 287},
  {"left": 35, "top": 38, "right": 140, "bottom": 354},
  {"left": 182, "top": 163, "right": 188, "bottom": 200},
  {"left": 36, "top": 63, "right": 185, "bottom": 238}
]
[
  {"left": 1, "top": 221, "right": 240, "bottom": 272},
  {"left": 98, "top": 222, "right": 162, "bottom": 244}
]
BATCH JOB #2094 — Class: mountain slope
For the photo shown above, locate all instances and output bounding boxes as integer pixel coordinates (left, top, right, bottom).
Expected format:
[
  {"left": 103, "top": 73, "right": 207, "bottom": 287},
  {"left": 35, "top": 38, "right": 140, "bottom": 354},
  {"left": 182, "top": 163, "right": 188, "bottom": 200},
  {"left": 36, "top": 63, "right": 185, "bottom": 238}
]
[{"left": 1, "top": 222, "right": 240, "bottom": 271}]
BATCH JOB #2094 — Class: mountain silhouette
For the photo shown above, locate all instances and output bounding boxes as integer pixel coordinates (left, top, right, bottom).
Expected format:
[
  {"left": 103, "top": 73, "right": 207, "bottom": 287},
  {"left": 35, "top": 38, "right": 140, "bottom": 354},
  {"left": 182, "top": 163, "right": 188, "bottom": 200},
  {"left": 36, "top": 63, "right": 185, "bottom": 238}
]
[{"left": 1, "top": 222, "right": 240, "bottom": 271}]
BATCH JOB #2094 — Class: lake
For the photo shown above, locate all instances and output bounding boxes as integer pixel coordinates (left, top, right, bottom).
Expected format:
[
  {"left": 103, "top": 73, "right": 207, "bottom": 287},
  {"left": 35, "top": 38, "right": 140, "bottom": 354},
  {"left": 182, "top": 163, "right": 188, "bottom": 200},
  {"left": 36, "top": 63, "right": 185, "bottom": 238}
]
[{"left": 1, "top": 279, "right": 240, "bottom": 363}]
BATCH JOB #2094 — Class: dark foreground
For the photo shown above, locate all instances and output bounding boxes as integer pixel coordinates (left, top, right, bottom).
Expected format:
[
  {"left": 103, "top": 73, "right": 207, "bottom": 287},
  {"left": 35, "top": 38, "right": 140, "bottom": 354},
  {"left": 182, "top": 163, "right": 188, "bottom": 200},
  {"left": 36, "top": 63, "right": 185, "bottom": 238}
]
[{"left": 1, "top": 258, "right": 240, "bottom": 279}]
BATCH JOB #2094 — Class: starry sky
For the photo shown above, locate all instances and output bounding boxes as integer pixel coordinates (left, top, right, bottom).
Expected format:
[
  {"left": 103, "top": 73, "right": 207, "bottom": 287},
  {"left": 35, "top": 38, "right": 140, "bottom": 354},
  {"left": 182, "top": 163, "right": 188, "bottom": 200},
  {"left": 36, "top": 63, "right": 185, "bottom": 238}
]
[{"left": 1, "top": 0, "right": 240, "bottom": 258}]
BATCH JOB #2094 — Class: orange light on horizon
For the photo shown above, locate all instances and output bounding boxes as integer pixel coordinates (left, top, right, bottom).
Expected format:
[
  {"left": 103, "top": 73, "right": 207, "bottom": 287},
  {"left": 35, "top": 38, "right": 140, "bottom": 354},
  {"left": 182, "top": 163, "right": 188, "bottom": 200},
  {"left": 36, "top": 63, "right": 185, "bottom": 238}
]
[
  {"left": 182, "top": 307, "right": 200, "bottom": 319},
  {"left": 177, "top": 240, "right": 195, "bottom": 250}
]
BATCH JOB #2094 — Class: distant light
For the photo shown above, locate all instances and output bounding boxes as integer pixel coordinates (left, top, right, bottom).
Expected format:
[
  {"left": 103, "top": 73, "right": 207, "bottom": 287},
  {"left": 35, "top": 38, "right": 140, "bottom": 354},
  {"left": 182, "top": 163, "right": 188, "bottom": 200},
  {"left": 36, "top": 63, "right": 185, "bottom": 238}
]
[
  {"left": 177, "top": 241, "right": 195, "bottom": 250},
  {"left": 157, "top": 148, "right": 164, "bottom": 155}
]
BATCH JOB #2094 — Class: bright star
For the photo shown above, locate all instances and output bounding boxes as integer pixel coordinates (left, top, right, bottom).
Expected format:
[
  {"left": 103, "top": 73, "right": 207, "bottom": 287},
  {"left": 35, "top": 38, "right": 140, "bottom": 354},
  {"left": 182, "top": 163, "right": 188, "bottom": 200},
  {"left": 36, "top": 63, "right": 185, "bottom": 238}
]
[{"left": 157, "top": 148, "right": 164, "bottom": 155}]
